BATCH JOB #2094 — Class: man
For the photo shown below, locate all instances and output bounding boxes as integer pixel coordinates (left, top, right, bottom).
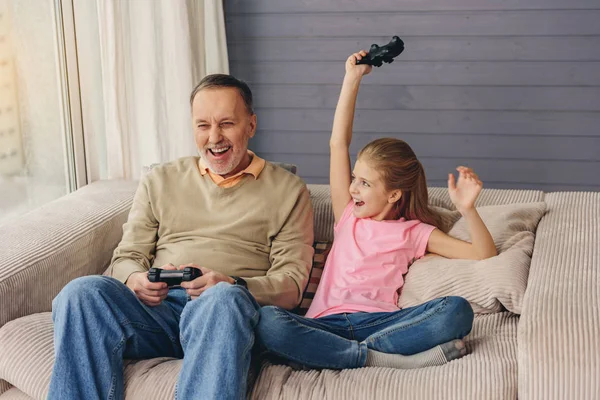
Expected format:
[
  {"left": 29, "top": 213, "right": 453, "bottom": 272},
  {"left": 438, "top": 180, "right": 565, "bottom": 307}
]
[{"left": 48, "top": 74, "right": 314, "bottom": 399}]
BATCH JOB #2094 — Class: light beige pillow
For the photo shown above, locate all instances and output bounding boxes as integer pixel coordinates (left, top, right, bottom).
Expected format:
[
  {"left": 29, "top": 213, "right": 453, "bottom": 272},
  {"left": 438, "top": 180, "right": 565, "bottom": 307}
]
[{"left": 398, "top": 202, "right": 547, "bottom": 314}]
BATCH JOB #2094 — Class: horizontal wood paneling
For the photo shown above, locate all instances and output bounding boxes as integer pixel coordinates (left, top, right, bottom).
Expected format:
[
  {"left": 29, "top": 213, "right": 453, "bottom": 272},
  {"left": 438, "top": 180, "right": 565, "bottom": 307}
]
[
  {"left": 224, "top": 1, "right": 600, "bottom": 191},
  {"left": 230, "top": 61, "right": 600, "bottom": 86},
  {"left": 226, "top": 0, "right": 600, "bottom": 13},
  {"left": 259, "top": 152, "right": 599, "bottom": 186},
  {"left": 229, "top": 37, "right": 600, "bottom": 62},
  {"left": 251, "top": 85, "right": 600, "bottom": 111},
  {"left": 254, "top": 109, "right": 600, "bottom": 136},
  {"left": 226, "top": 11, "right": 600, "bottom": 37},
  {"left": 253, "top": 131, "right": 600, "bottom": 161}
]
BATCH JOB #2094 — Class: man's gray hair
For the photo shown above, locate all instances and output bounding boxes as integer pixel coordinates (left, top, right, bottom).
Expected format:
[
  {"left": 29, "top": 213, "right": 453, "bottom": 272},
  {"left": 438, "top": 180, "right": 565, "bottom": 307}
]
[{"left": 189, "top": 74, "right": 254, "bottom": 115}]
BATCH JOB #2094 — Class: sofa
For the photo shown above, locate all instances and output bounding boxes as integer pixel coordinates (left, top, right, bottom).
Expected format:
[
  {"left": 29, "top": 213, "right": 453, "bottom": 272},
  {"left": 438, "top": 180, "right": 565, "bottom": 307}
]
[{"left": 0, "top": 178, "right": 598, "bottom": 399}]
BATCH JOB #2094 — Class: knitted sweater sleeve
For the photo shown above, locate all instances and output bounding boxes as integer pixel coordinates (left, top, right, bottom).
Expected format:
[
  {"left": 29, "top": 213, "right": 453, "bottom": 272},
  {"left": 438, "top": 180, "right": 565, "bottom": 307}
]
[
  {"left": 245, "top": 185, "right": 314, "bottom": 309},
  {"left": 110, "top": 175, "right": 158, "bottom": 283}
]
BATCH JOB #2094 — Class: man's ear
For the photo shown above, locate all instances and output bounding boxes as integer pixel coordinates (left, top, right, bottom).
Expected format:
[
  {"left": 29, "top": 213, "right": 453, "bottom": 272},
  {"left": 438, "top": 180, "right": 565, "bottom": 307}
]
[
  {"left": 248, "top": 114, "right": 257, "bottom": 138},
  {"left": 388, "top": 190, "right": 402, "bottom": 204}
]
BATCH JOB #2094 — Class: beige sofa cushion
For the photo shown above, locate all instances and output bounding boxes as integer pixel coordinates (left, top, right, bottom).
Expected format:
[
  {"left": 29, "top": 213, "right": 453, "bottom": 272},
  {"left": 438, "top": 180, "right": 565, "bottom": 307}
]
[
  {"left": 399, "top": 202, "right": 546, "bottom": 314},
  {"left": 0, "top": 312, "right": 260, "bottom": 400},
  {"left": 0, "top": 311, "right": 518, "bottom": 400},
  {"left": 251, "top": 312, "right": 519, "bottom": 400},
  {"left": 0, "top": 388, "right": 33, "bottom": 399},
  {"left": 0, "top": 381, "right": 11, "bottom": 398}
]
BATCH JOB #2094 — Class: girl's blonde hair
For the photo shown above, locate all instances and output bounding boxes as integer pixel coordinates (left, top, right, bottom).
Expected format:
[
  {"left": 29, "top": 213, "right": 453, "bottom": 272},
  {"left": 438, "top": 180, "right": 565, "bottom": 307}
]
[{"left": 358, "top": 138, "right": 442, "bottom": 229}]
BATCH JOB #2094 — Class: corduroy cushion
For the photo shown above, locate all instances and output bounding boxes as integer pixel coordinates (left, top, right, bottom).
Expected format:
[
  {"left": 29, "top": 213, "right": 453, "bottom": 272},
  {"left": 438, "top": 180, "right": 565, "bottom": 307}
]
[
  {"left": 398, "top": 202, "right": 547, "bottom": 314},
  {"left": 0, "top": 312, "right": 259, "bottom": 399},
  {"left": 0, "top": 311, "right": 521, "bottom": 400},
  {"left": 250, "top": 312, "right": 519, "bottom": 399}
]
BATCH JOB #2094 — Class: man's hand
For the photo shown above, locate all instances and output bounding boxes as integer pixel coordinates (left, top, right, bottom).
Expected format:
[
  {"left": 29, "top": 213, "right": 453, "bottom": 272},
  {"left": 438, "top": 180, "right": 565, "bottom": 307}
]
[
  {"left": 179, "top": 264, "right": 234, "bottom": 299},
  {"left": 125, "top": 263, "right": 177, "bottom": 306}
]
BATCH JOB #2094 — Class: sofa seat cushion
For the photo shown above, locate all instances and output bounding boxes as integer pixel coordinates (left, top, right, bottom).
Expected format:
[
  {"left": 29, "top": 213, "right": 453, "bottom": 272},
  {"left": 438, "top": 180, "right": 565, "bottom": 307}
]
[
  {"left": 251, "top": 312, "right": 519, "bottom": 400},
  {"left": 0, "top": 388, "right": 33, "bottom": 399},
  {"left": 0, "top": 312, "right": 258, "bottom": 399},
  {"left": 0, "top": 310, "right": 518, "bottom": 400},
  {"left": 0, "top": 313, "right": 181, "bottom": 399}
]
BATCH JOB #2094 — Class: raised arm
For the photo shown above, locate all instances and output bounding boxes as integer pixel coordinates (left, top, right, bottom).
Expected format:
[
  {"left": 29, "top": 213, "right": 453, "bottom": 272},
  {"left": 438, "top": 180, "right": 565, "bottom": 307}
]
[
  {"left": 427, "top": 167, "right": 497, "bottom": 260},
  {"left": 330, "top": 51, "right": 372, "bottom": 223}
]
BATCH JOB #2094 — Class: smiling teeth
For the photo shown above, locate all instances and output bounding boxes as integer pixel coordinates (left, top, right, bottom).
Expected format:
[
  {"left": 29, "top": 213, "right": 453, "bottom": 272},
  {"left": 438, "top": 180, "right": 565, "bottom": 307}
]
[{"left": 212, "top": 147, "right": 229, "bottom": 153}]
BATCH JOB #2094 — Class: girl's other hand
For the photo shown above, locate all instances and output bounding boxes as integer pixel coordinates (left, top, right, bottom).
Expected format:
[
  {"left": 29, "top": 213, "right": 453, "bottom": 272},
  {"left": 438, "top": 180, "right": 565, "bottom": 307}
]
[
  {"left": 448, "top": 166, "right": 483, "bottom": 214},
  {"left": 345, "top": 51, "right": 373, "bottom": 79}
]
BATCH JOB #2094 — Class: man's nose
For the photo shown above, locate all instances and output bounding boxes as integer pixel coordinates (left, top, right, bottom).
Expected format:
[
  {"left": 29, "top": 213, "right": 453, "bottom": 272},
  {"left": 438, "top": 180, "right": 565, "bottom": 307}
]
[{"left": 208, "top": 127, "right": 223, "bottom": 144}]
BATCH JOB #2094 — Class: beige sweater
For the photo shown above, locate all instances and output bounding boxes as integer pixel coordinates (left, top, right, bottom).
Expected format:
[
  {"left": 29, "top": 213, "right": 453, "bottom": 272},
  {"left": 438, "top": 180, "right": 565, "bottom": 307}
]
[{"left": 110, "top": 157, "right": 314, "bottom": 309}]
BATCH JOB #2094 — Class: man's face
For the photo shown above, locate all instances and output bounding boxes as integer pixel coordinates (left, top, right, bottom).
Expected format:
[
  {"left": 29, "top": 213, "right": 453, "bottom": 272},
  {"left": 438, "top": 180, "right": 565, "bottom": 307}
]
[{"left": 192, "top": 87, "right": 256, "bottom": 177}]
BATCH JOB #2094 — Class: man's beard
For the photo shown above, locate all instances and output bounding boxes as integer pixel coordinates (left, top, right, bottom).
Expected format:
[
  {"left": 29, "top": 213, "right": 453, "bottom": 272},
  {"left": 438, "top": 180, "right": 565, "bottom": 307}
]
[{"left": 200, "top": 147, "right": 241, "bottom": 176}]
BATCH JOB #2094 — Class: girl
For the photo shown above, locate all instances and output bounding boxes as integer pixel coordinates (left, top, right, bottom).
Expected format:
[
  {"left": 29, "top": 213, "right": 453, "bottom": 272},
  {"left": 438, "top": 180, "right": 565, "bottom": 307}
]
[{"left": 256, "top": 51, "right": 497, "bottom": 370}]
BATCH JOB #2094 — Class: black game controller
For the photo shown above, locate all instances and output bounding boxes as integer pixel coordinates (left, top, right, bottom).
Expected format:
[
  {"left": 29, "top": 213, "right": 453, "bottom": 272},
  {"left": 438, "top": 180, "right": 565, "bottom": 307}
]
[
  {"left": 147, "top": 267, "right": 202, "bottom": 287},
  {"left": 356, "top": 36, "right": 405, "bottom": 67}
]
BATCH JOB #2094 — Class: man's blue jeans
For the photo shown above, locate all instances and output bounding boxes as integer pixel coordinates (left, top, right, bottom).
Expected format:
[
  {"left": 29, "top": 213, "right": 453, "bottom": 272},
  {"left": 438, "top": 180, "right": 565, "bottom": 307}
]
[
  {"left": 48, "top": 276, "right": 259, "bottom": 400},
  {"left": 256, "top": 296, "right": 474, "bottom": 369}
]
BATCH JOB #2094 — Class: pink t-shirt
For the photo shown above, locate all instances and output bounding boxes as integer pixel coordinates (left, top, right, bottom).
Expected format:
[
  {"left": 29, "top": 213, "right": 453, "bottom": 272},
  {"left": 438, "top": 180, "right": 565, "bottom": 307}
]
[{"left": 305, "top": 201, "right": 436, "bottom": 319}]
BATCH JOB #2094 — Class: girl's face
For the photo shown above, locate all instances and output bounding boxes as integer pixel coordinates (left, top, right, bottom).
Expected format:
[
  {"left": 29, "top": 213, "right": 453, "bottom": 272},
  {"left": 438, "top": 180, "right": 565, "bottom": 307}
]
[{"left": 350, "top": 158, "right": 401, "bottom": 221}]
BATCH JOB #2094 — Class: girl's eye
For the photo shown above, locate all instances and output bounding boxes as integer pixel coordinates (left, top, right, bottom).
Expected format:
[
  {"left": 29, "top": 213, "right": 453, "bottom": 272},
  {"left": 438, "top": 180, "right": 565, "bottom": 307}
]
[{"left": 362, "top": 181, "right": 369, "bottom": 187}]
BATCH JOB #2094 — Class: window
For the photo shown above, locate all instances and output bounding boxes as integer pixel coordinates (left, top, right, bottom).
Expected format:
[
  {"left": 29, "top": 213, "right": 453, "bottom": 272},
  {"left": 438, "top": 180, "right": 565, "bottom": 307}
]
[{"left": 0, "top": 0, "right": 80, "bottom": 224}]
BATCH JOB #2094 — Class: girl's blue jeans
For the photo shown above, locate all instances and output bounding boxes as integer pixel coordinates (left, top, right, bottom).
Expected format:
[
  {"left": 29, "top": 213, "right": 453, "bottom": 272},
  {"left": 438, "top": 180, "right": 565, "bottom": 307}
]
[{"left": 256, "top": 296, "right": 474, "bottom": 369}]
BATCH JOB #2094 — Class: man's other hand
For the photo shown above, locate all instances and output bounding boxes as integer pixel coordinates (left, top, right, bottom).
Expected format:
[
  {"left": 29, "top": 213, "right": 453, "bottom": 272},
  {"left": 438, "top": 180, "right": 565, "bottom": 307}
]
[
  {"left": 125, "top": 264, "right": 176, "bottom": 306},
  {"left": 179, "top": 264, "right": 234, "bottom": 299}
]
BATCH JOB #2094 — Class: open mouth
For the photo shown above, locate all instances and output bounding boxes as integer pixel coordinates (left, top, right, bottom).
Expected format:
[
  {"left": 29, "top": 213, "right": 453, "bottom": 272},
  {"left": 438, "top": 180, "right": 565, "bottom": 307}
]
[
  {"left": 353, "top": 199, "right": 365, "bottom": 207},
  {"left": 208, "top": 146, "right": 231, "bottom": 158}
]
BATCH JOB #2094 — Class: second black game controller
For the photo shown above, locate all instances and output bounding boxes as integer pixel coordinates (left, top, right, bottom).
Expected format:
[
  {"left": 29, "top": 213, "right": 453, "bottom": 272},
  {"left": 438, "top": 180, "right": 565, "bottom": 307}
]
[
  {"left": 356, "top": 36, "right": 405, "bottom": 67},
  {"left": 147, "top": 267, "right": 202, "bottom": 287}
]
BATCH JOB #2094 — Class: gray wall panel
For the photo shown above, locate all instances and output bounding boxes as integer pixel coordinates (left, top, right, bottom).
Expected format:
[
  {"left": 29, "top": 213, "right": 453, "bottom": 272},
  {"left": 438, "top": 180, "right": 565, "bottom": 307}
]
[
  {"left": 230, "top": 37, "right": 600, "bottom": 62},
  {"left": 256, "top": 131, "right": 600, "bottom": 161},
  {"left": 230, "top": 61, "right": 600, "bottom": 86},
  {"left": 226, "top": 11, "right": 600, "bottom": 37},
  {"left": 255, "top": 109, "right": 600, "bottom": 136},
  {"left": 251, "top": 85, "right": 600, "bottom": 111},
  {"left": 227, "top": 0, "right": 600, "bottom": 13},
  {"left": 224, "top": 1, "right": 600, "bottom": 191}
]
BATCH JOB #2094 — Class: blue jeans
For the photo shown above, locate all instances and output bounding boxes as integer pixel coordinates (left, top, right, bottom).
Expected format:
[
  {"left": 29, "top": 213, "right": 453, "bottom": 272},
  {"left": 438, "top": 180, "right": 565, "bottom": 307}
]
[
  {"left": 256, "top": 296, "right": 474, "bottom": 369},
  {"left": 48, "top": 276, "right": 260, "bottom": 400}
]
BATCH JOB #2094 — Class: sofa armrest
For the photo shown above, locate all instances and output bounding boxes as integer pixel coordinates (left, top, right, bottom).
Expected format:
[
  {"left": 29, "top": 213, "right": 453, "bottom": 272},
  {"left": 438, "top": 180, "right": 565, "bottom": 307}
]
[
  {"left": 0, "top": 180, "right": 138, "bottom": 328},
  {"left": 518, "top": 192, "right": 600, "bottom": 399}
]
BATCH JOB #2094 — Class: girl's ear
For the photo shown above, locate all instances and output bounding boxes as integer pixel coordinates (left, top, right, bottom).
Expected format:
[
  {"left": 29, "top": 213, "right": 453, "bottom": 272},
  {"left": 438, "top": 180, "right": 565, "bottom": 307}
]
[{"left": 388, "top": 190, "right": 402, "bottom": 204}]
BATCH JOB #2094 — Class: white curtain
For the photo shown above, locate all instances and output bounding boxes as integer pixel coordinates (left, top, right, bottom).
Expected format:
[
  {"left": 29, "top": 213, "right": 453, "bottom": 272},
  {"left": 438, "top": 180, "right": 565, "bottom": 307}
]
[{"left": 95, "top": 0, "right": 229, "bottom": 180}]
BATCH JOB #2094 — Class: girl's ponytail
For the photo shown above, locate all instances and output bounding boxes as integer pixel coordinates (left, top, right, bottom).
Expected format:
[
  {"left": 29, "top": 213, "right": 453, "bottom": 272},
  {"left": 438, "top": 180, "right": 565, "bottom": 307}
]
[{"left": 407, "top": 163, "right": 442, "bottom": 229}]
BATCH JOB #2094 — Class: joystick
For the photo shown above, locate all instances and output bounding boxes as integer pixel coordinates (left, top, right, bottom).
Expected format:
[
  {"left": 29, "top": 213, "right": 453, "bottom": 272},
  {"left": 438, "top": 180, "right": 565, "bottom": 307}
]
[
  {"left": 148, "top": 267, "right": 202, "bottom": 287},
  {"left": 356, "top": 36, "right": 405, "bottom": 67}
]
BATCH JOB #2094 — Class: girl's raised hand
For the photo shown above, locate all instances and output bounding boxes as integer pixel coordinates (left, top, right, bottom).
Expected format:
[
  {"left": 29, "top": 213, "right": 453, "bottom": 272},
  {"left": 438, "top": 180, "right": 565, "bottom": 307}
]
[
  {"left": 345, "top": 51, "right": 373, "bottom": 79},
  {"left": 448, "top": 166, "right": 483, "bottom": 214}
]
